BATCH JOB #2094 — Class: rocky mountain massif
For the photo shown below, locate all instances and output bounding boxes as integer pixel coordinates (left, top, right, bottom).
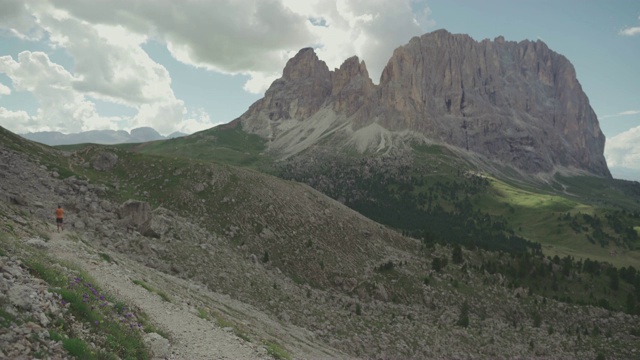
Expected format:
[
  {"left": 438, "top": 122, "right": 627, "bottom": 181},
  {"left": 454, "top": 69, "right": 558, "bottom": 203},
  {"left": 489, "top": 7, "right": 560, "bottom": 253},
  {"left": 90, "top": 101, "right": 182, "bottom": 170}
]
[
  {"left": 21, "top": 127, "right": 186, "bottom": 146},
  {"left": 240, "top": 29, "right": 610, "bottom": 177},
  {"left": 1, "top": 124, "right": 639, "bottom": 359}
]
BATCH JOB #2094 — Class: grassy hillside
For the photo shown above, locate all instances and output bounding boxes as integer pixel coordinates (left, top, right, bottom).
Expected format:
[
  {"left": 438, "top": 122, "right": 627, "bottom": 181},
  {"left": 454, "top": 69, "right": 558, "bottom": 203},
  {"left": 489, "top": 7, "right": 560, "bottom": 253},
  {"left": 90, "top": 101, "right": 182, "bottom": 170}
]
[
  {"left": 125, "top": 121, "right": 272, "bottom": 170},
  {"left": 478, "top": 177, "right": 640, "bottom": 267},
  {"left": 0, "top": 126, "right": 75, "bottom": 179},
  {"left": 43, "top": 126, "right": 640, "bottom": 316},
  {"left": 116, "top": 124, "right": 640, "bottom": 320},
  {"left": 62, "top": 135, "right": 640, "bottom": 305},
  {"left": 124, "top": 124, "right": 640, "bottom": 268}
]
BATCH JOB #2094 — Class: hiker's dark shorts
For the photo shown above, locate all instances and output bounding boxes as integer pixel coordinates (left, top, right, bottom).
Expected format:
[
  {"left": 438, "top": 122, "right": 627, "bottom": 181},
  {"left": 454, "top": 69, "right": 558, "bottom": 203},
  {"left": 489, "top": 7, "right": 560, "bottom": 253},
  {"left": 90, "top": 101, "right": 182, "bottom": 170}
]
[{"left": 56, "top": 218, "right": 64, "bottom": 224}]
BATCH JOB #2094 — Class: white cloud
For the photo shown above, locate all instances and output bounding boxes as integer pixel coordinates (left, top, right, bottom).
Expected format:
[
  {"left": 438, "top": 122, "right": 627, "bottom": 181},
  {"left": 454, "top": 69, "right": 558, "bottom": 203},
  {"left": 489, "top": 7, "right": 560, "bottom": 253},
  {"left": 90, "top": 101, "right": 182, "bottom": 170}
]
[
  {"left": 0, "top": 50, "right": 195, "bottom": 135},
  {"left": 0, "top": 1, "right": 216, "bottom": 135},
  {"left": 605, "top": 125, "right": 640, "bottom": 170},
  {"left": 0, "top": 107, "right": 32, "bottom": 133},
  {"left": 30, "top": 3, "right": 172, "bottom": 107},
  {"left": 0, "top": 51, "right": 118, "bottom": 133},
  {"left": 619, "top": 27, "right": 640, "bottom": 36},
  {"left": 0, "top": 0, "right": 44, "bottom": 40},
  {"left": 618, "top": 110, "right": 640, "bottom": 116},
  {"left": 0, "top": 0, "right": 435, "bottom": 134},
  {"left": 47, "top": 0, "right": 434, "bottom": 91},
  {"left": 47, "top": 0, "right": 317, "bottom": 90},
  {"left": 600, "top": 110, "right": 640, "bottom": 119},
  {"left": 620, "top": 15, "right": 640, "bottom": 36},
  {"left": 178, "top": 108, "right": 217, "bottom": 134},
  {"left": 280, "top": 0, "right": 434, "bottom": 84},
  {"left": 0, "top": 83, "right": 10, "bottom": 95},
  {"left": 243, "top": 71, "right": 281, "bottom": 94}
]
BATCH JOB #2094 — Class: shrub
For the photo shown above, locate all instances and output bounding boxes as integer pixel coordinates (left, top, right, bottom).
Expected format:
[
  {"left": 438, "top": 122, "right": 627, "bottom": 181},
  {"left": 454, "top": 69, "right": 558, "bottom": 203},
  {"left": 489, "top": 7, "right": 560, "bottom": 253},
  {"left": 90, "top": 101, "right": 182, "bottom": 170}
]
[
  {"left": 532, "top": 312, "right": 542, "bottom": 327},
  {"left": 63, "top": 338, "right": 92, "bottom": 358},
  {"left": 432, "top": 257, "right": 442, "bottom": 272},
  {"left": 452, "top": 244, "right": 463, "bottom": 264},
  {"left": 456, "top": 301, "right": 469, "bottom": 328},
  {"left": 376, "top": 260, "right": 395, "bottom": 272},
  {"left": 265, "top": 340, "right": 291, "bottom": 360}
]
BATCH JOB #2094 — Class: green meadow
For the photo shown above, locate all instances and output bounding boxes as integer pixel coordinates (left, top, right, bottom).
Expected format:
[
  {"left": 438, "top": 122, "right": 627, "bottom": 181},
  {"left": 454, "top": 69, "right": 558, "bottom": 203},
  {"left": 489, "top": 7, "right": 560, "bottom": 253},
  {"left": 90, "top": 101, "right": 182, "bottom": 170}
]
[{"left": 478, "top": 177, "right": 640, "bottom": 267}]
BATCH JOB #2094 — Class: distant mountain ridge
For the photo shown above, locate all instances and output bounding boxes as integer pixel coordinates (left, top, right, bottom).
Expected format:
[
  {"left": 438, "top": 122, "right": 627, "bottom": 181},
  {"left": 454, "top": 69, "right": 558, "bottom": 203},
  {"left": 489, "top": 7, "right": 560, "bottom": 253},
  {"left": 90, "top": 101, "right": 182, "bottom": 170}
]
[
  {"left": 239, "top": 29, "right": 610, "bottom": 177},
  {"left": 20, "top": 127, "right": 186, "bottom": 146}
]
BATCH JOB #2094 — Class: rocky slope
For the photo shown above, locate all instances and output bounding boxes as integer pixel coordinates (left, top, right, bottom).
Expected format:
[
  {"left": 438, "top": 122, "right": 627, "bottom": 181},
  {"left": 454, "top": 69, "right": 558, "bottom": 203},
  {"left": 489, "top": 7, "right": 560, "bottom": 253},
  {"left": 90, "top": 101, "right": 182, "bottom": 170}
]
[
  {"left": 1, "top": 127, "right": 639, "bottom": 359},
  {"left": 0, "top": 137, "right": 345, "bottom": 359},
  {"left": 240, "top": 29, "right": 610, "bottom": 177}
]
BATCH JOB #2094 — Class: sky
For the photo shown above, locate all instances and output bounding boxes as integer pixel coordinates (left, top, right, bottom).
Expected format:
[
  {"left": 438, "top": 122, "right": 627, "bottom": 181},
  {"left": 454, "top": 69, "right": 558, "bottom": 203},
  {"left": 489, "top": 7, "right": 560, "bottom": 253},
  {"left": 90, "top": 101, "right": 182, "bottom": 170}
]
[{"left": 0, "top": 0, "right": 638, "bottom": 179}]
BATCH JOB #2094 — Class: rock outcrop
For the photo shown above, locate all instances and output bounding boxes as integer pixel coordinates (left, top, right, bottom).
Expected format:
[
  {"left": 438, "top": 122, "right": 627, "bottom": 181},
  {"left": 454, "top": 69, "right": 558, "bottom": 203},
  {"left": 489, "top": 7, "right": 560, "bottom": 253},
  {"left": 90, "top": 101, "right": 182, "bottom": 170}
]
[
  {"left": 0, "top": 256, "right": 69, "bottom": 359},
  {"left": 92, "top": 151, "right": 118, "bottom": 171},
  {"left": 117, "top": 200, "right": 156, "bottom": 237},
  {"left": 240, "top": 29, "right": 610, "bottom": 177}
]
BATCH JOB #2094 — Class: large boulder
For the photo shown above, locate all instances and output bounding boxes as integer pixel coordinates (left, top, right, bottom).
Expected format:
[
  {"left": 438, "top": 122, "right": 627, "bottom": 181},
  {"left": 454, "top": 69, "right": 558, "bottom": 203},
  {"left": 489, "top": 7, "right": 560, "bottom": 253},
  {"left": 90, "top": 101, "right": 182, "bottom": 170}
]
[
  {"left": 117, "top": 200, "right": 155, "bottom": 237},
  {"left": 148, "top": 207, "right": 175, "bottom": 237},
  {"left": 91, "top": 152, "right": 118, "bottom": 171},
  {"left": 143, "top": 332, "right": 170, "bottom": 358},
  {"left": 8, "top": 284, "right": 37, "bottom": 311}
]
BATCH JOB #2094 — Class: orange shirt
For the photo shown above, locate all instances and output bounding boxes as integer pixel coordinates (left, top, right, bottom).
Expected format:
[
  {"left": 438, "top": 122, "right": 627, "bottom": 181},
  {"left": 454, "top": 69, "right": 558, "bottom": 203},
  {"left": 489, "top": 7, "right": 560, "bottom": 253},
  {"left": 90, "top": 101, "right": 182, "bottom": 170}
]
[{"left": 56, "top": 208, "right": 64, "bottom": 219}]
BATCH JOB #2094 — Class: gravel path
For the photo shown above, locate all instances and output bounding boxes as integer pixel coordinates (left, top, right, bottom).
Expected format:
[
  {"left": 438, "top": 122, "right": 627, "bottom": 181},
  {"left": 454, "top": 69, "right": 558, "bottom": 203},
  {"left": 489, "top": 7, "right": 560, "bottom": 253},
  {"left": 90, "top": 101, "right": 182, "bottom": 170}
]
[{"left": 48, "top": 231, "right": 272, "bottom": 360}]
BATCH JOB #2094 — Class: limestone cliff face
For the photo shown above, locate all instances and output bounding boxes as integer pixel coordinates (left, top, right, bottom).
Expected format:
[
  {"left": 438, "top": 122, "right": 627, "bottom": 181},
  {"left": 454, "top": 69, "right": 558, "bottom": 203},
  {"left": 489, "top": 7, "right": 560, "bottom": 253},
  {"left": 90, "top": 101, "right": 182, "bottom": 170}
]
[
  {"left": 330, "top": 56, "right": 375, "bottom": 117},
  {"left": 240, "top": 29, "right": 610, "bottom": 177}
]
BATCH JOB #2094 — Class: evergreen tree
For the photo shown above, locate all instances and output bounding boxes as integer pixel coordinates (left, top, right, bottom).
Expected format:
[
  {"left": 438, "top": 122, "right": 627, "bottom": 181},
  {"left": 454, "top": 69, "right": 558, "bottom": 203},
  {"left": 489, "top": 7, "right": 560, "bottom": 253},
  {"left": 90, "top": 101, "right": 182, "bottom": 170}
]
[
  {"left": 608, "top": 268, "right": 619, "bottom": 291},
  {"left": 452, "top": 244, "right": 464, "bottom": 264},
  {"left": 432, "top": 257, "right": 442, "bottom": 272},
  {"left": 456, "top": 301, "right": 470, "bottom": 327}
]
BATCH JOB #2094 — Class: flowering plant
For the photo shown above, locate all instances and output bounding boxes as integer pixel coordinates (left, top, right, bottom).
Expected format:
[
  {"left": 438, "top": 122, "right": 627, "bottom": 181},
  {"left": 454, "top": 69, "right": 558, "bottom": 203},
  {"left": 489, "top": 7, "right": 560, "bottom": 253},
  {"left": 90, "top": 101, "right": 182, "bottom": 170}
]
[{"left": 66, "top": 276, "right": 143, "bottom": 332}]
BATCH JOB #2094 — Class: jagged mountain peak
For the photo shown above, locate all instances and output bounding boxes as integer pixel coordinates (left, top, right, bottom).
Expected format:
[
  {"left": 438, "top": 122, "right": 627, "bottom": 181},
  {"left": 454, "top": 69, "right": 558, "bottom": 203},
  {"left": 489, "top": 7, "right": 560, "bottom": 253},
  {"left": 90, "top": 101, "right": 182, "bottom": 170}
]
[{"left": 282, "top": 47, "right": 330, "bottom": 81}]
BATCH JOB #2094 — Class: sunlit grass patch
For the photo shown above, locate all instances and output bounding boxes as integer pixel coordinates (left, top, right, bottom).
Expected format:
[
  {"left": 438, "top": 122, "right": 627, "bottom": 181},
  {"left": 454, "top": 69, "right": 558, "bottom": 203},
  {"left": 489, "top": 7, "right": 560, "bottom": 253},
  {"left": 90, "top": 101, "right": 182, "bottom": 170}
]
[
  {"left": 264, "top": 340, "right": 291, "bottom": 360},
  {"left": 132, "top": 279, "right": 171, "bottom": 302},
  {"left": 212, "top": 311, "right": 252, "bottom": 342},
  {"left": 0, "top": 307, "right": 19, "bottom": 328},
  {"left": 196, "top": 307, "right": 210, "bottom": 320},
  {"left": 485, "top": 177, "right": 579, "bottom": 211},
  {"left": 98, "top": 252, "right": 113, "bottom": 263}
]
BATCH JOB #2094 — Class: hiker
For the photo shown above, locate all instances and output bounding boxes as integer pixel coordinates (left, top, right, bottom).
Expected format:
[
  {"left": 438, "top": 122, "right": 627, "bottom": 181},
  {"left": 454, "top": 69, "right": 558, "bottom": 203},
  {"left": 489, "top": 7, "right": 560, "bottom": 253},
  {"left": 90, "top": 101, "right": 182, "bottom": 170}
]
[{"left": 55, "top": 205, "right": 65, "bottom": 232}]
